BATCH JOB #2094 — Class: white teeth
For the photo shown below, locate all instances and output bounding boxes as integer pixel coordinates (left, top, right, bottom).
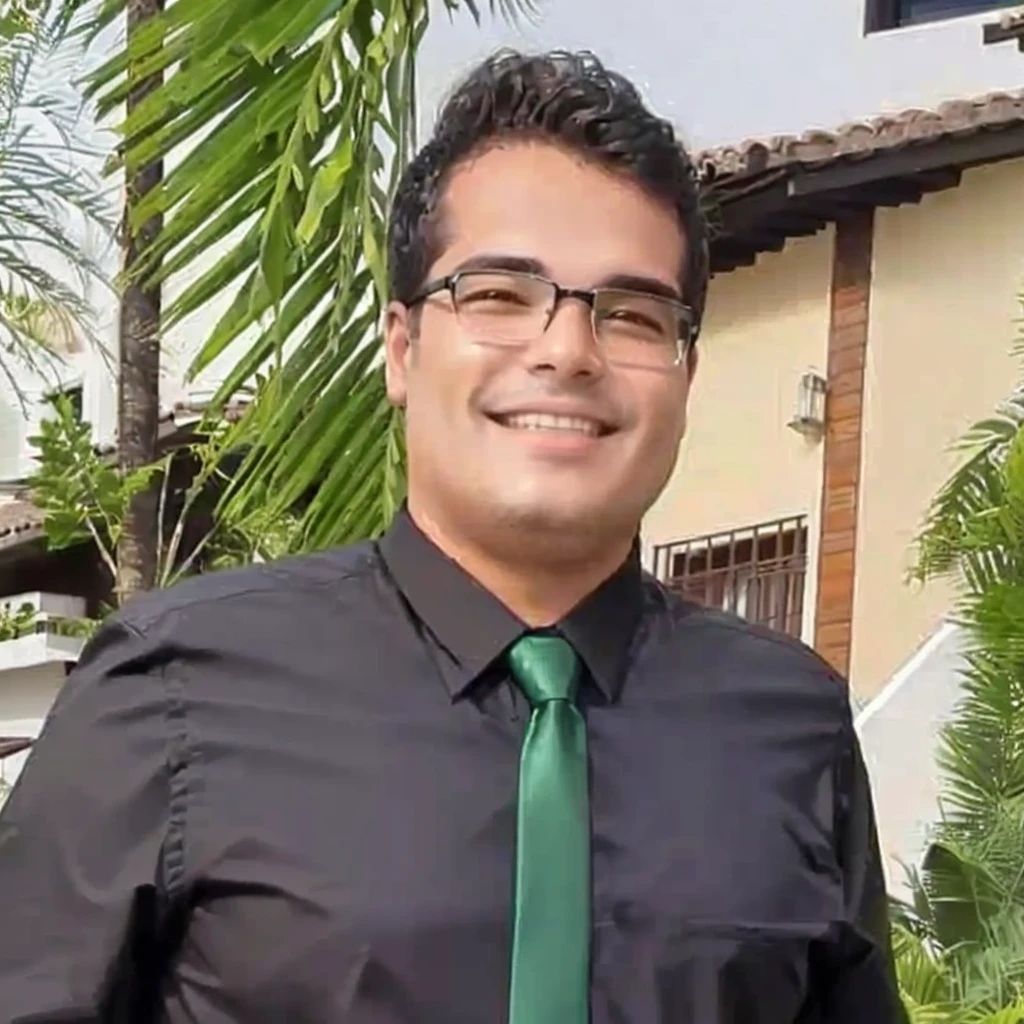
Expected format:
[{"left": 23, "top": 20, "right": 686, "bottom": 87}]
[{"left": 501, "top": 413, "right": 601, "bottom": 436}]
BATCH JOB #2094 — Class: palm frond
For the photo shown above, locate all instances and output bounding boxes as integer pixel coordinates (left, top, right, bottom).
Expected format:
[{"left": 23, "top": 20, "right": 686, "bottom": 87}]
[
  {"left": 84, "top": 0, "right": 534, "bottom": 549},
  {"left": 894, "top": 294, "right": 1024, "bottom": 1018},
  {"left": 913, "top": 387, "right": 1024, "bottom": 586},
  {"left": 0, "top": 0, "right": 113, "bottom": 392}
]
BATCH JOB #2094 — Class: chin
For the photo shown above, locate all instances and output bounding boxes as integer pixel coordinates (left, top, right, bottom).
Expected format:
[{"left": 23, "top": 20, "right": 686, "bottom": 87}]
[{"left": 491, "top": 491, "right": 630, "bottom": 540}]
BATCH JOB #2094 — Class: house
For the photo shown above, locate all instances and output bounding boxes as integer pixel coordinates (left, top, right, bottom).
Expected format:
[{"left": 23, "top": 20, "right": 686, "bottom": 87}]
[
  {"left": 646, "top": 90, "right": 1024, "bottom": 693},
  {"left": 639, "top": 81, "right": 1024, "bottom": 893},
  {"left": 3, "top": 0, "right": 1024, "bottom": 883}
]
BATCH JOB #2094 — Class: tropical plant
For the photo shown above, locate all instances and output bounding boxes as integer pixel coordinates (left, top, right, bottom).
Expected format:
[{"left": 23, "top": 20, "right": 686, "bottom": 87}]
[
  {"left": 29, "top": 393, "right": 296, "bottom": 614},
  {"left": 0, "top": 600, "right": 35, "bottom": 640},
  {"left": 0, "top": 595, "right": 95, "bottom": 638},
  {"left": 893, "top": 298, "right": 1024, "bottom": 1022},
  {"left": 0, "top": 0, "right": 112, "bottom": 400},
  {"left": 74, "top": 0, "right": 534, "bottom": 557}
]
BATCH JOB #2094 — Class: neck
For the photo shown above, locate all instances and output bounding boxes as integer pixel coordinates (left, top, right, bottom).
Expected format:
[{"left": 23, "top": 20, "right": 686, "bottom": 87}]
[{"left": 408, "top": 502, "right": 635, "bottom": 627}]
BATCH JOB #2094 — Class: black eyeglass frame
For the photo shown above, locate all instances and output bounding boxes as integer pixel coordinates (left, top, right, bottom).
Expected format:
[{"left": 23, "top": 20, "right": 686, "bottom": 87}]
[{"left": 407, "top": 269, "right": 699, "bottom": 365}]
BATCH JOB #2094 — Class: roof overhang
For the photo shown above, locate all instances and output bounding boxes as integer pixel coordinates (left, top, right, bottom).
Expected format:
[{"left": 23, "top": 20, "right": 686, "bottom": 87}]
[
  {"left": 0, "top": 396, "right": 250, "bottom": 558},
  {"left": 0, "top": 499, "right": 44, "bottom": 555},
  {"left": 0, "top": 737, "right": 33, "bottom": 760},
  {"left": 702, "top": 91, "right": 1024, "bottom": 273},
  {"left": 982, "top": 9, "right": 1024, "bottom": 50}
]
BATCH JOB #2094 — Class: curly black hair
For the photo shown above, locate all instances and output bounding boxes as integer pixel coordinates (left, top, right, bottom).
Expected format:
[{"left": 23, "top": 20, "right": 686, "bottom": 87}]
[{"left": 387, "top": 49, "right": 710, "bottom": 338}]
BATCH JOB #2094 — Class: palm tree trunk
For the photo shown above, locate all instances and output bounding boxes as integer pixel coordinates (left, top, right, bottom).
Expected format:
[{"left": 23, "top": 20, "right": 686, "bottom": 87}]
[{"left": 116, "top": 0, "right": 164, "bottom": 603}]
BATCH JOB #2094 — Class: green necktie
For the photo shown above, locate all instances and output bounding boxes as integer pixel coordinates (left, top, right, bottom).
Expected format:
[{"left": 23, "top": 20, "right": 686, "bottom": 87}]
[{"left": 507, "top": 633, "right": 590, "bottom": 1024}]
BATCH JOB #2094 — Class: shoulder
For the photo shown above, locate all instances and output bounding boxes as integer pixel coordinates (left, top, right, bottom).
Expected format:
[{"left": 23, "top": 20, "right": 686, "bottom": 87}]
[
  {"left": 53, "top": 542, "right": 382, "bottom": 731},
  {"left": 110, "top": 541, "right": 378, "bottom": 639},
  {"left": 64, "top": 542, "right": 380, "bottom": 701},
  {"left": 641, "top": 573, "right": 851, "bottom": 713}
]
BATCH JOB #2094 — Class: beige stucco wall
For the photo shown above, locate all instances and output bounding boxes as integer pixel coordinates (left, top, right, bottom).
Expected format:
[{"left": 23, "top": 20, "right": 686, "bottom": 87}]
[
  {"left": 643, "top": 230, "right": 833, "bottom": 642},
  {"left": 853, "top": 158, "right": 1024, "bottom": 697}
]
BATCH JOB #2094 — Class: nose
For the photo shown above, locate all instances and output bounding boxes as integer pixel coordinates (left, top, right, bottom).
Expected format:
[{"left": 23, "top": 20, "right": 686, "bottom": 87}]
[{"left": 525, "top": 296, "right": 606, "bottom": 381}]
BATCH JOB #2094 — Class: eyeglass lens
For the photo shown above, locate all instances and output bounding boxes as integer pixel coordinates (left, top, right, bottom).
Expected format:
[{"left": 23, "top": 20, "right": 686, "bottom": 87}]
[{"left": 450, "top": 271, "right": 688, "bottom": 367}]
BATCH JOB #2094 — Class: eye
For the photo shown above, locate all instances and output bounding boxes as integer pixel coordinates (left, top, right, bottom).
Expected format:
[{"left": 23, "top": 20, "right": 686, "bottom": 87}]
[
  {"left": 601, "top": 306, "right": 670, "bottom": 339},
  {"left": 462, "top": 287, "right": 529, "bottom": 305},
  {"left": 455, "top": 272, "right": 543, "bottom": 312},
  {"left": 606, "top": 307, "right": 662, "bottom": 330}
]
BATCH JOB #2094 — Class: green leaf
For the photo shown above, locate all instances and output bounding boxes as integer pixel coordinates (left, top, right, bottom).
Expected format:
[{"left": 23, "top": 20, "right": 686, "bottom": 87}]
[
  {"left": 81, "top": 0, "right": 538, "bottom": 559},
  {"left": 0, "top": 5, "right": 111, "bottom": 387},
  {"left": 296, "top": 160, "right": 342, "bottom": 244},
  {"left": 258, "top": 204, "right": 290, "bottom": 305}
]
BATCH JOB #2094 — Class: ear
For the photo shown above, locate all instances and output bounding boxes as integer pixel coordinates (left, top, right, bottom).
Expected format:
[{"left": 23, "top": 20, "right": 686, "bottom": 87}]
[{"left": 384, "top": 301, "right": 414, "bottom": 408}]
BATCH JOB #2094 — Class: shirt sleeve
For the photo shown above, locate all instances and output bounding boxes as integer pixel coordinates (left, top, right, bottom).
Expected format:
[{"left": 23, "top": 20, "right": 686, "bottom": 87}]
[
  {"left": 823, "top": 720, "right": 908, "bottom": 1023},
  {"left": 0, "top": 615, "right": 183, "bottom": 1024}
]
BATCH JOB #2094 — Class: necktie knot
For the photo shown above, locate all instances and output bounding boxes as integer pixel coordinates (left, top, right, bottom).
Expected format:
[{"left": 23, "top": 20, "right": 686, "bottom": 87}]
[{"left": 508, "top": 634, "right": 580, "bottom": 707}]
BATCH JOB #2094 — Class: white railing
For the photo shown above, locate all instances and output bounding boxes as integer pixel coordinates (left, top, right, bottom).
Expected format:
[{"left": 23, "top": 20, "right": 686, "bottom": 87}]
[
  {"left": 0, "top": 592, "right": 88, "bottom": 673},
  {"left": 0, "top": 592, "right": 86, "bottom": 634}
]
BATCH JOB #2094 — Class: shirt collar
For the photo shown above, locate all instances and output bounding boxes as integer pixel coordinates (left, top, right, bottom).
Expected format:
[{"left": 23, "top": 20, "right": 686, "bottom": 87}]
[{"left": 376, "top": 506, "right": 643, "bottom": 703}]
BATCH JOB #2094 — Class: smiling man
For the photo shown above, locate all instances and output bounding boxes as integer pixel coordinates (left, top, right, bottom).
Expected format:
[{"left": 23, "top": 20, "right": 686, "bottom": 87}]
[{"left": 0, "top": 51, "right": 905, "bottom": 1024}]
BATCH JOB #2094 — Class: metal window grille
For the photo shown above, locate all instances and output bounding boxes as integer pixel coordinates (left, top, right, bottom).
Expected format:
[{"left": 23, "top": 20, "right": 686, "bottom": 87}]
[{"left": 652, "top": 516, "right": 809, "bottom": 639}]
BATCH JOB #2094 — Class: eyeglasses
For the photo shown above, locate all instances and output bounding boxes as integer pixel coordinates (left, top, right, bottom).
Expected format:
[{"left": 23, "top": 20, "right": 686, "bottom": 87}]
[{"left": 408, "top": 269, "right": 696, "bottom": 369}]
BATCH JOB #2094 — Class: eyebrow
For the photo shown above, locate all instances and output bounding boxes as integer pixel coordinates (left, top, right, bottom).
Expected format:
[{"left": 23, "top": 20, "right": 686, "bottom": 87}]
[
  {"left": 449, "top": 254, "right": 685, "bottom": 303},
  {"left": 596, "top": 274, "right": 683, "bottom": 303},
  {"left": 451, "top": 253, "right": 546, "bottom": 276}
]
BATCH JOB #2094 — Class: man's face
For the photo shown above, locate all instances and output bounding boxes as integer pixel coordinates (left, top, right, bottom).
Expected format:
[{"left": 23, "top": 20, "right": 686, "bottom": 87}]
[{"left": 385, "top": 140, "right": 697, "bottom": 549}]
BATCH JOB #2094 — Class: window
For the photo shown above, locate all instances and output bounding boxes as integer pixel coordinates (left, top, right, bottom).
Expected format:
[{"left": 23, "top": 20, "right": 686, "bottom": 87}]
[
  {"left": 44, "top": 381, "right": 83, "bottom": 421},
  {"left": 867, "top": 0, "right": 1019, "bottom": 30},
  {"left": 652, "top": 516, "right": 809, "bottom": 640}
]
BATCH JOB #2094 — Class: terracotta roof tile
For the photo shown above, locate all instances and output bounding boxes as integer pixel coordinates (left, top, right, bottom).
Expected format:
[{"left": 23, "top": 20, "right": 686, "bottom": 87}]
[
  {"left": 697, "top": 88, "right": 1024, "bottom": 181},
  {"left": 996, "top": 8, "right": 1024, "bottom": 28},
  {"left": 0, "top": 498, "right": 43, "bottom": 548}
]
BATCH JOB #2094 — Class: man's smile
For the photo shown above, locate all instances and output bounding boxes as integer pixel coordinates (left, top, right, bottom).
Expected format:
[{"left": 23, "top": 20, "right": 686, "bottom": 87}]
[{"left": 487, "top": 411, "right": 615, "bottom": 437}]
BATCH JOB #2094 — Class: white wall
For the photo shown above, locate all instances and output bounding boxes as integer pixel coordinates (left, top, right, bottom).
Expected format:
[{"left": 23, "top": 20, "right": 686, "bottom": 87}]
[
  {"left": 0, "top": 661, "right": 66, "bottom": 790},
  {"left": 0, "top": 14, "right": 247, "bottom": 476},
  {"left": 856, "top": 622, "right": 963, "bottom": 894},
  {"left": 0, "top": 350, "right": 89, "bottom": 483},
  {"left": 417, "top": 0, "right": 1024, "bottom": 149}
]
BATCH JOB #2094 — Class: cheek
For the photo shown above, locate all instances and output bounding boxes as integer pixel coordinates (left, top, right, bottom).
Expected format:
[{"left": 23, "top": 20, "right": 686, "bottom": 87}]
[
  {"left": 618, "top": 384, "right": 690, "bottom": 494},
  {"left": 637, "top": 381, "right": 689, "bottom": 449},
  {"left": 404, "top": 335, "right": 491, "bottom": 435}
]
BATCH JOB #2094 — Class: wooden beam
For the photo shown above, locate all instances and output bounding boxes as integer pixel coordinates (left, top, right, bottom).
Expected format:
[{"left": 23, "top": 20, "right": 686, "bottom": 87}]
[
  {"left": 772, "top": 214, "right": 829, "bottom": 234},
  {"left": 829, "top": 170, "right": 959, "bottom": 207},
  {"left": 911, "top": 167, "right": 962, "bottom": 192},
  {"left": 820, "top": 180, "right": 925, "bottom": 211},
  {"left": 744, "top": 233, "right": 789, "bottom": 254},
  {"left": 788, "top": 123, "right": 1024, "bottom": 197},
  {"left": 814, "top": 211, "right": 874, "bottom": 679},
  {"left": 708, "top": 240, "right": 759, "bottom": 272},
  {"left": 713, "top": 177, "right": 791, "bottom": 234},
  {"left": 864, "top": 0, "right": 899, "bottom": 33},
  {"left": 709, "top": 254, "right": 758, "bottom": 274},
  {"left": 982, "top": 15, "right": 1024, "bottom": 47}
]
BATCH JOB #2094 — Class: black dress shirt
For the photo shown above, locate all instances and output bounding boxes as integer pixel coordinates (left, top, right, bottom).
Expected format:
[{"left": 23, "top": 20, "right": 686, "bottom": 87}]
[{"left": 0, "top": 509, "right": 905, "bottom": 1023}]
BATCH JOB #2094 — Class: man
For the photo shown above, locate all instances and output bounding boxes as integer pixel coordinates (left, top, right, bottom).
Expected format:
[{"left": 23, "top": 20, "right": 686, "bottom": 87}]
[{"left": 0, "top": 50, "right": 904, "bottom": 1023}]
